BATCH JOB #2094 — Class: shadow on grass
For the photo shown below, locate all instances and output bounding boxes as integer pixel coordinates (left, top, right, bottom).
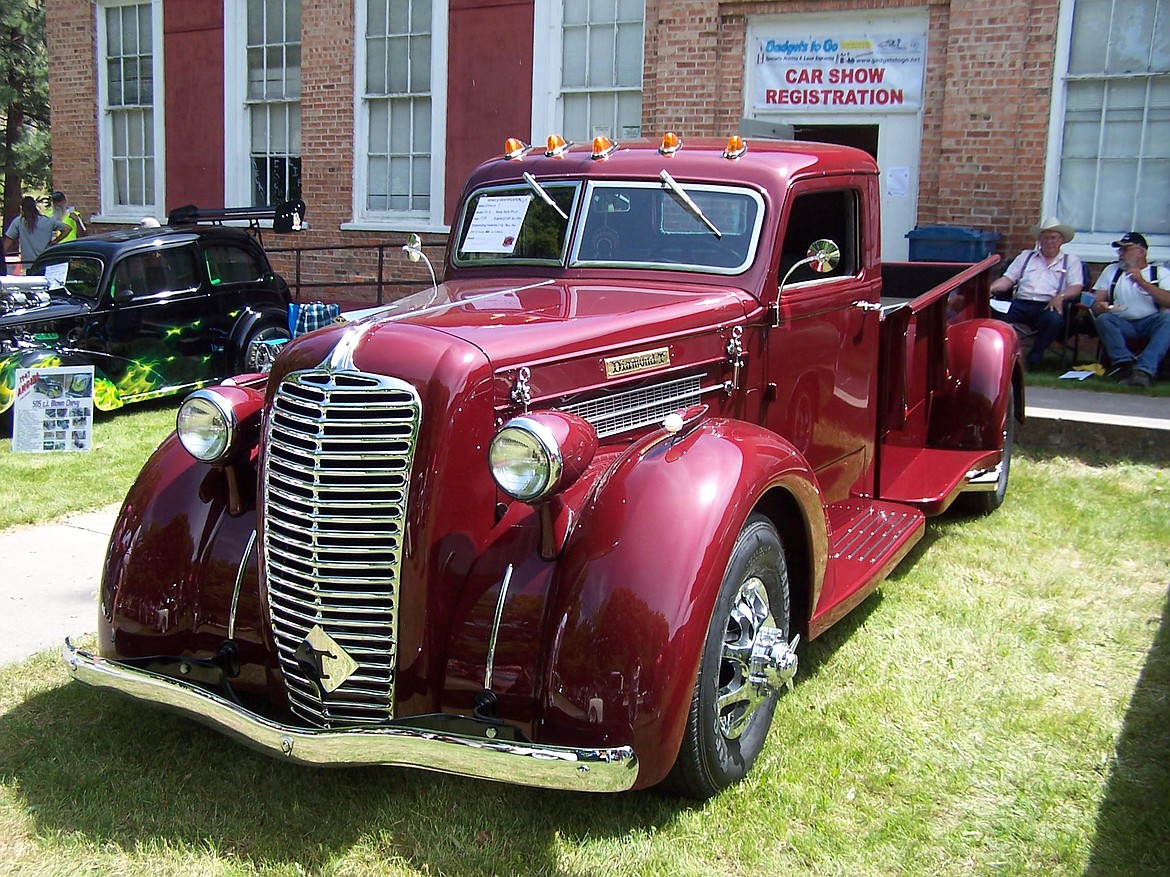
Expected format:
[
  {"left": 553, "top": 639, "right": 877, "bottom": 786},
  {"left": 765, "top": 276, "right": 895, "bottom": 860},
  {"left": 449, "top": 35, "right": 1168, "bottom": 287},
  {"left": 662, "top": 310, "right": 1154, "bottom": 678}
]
[
  {"left": 0, "top": 677, "right": 688, "bottom": 874},
  {"left": 1083, "top": 584, "right": 1170, "bottom": 877}
]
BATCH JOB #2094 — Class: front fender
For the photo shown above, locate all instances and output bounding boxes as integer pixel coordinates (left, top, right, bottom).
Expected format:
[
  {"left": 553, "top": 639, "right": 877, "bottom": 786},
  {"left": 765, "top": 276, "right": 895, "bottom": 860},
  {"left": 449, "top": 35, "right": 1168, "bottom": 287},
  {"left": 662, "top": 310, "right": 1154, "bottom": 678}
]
[
  {"left": 540, "top": 417, "right": 825, "bottom": 788},
  {"left": 930, "top": 318, "right": 1022, "bottom": 449},
  {"left": 99, "top": 432, "right": 281, "bottom": 704}
]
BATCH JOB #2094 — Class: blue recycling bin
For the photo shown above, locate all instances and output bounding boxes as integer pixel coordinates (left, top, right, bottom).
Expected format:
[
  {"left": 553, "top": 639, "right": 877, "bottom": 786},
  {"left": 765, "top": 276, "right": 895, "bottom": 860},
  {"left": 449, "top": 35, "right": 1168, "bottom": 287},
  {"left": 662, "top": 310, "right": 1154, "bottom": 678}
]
[{"left": 906, "top": 225, "right": 1000, "bottom": 262}]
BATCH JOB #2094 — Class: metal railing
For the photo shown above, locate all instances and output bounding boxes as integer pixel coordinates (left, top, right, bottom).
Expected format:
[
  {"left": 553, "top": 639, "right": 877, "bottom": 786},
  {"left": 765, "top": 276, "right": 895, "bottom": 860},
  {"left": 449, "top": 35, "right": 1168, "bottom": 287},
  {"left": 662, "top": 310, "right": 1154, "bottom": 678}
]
[{"left": 266, "top": 241, "right": 446, "bottom": 306}]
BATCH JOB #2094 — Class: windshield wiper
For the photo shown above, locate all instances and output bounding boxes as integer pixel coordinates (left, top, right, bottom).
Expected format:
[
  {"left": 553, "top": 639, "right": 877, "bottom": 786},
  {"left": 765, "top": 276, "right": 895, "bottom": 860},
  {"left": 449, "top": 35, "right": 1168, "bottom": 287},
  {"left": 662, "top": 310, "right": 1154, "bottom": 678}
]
[
  {"left": 523, "top": 172, "right": 568, "bottom": 221},
  {"left": 659, "top": 170, "right": 722, "bottom": 238}
]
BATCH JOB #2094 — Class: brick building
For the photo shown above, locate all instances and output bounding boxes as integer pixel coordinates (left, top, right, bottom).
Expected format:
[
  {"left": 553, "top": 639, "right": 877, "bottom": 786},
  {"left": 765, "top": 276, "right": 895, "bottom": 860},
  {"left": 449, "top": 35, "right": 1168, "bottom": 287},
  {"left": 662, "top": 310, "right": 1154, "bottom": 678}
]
[{"left": 43, "top": 0, "right": 1168, "bottom": 301}]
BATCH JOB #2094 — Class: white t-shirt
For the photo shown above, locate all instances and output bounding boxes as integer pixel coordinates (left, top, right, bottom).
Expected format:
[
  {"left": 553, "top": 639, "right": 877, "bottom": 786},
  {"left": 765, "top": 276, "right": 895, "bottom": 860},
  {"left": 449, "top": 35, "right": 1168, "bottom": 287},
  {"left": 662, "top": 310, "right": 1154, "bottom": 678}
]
[{"left": 1093, "top": 262, "right": 1170, "bottom": 321}]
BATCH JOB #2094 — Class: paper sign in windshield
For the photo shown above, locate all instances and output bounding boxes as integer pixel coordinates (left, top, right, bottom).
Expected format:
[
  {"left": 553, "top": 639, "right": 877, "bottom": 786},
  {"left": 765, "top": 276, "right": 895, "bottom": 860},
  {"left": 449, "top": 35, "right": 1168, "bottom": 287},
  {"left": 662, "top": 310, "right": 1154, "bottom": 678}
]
[
  {"left": 463, "top": 195, "right": 531, "bottom": 253},
  {"left": 43, "top": 262, "right": 68, "bottom": 290}
]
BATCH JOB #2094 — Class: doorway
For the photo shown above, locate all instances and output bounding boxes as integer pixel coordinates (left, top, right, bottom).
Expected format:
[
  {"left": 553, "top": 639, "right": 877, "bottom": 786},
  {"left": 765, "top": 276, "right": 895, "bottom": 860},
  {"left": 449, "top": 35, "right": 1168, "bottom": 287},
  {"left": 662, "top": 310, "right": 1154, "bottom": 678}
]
[{"left": 793, "top": 124, "right": 879, "bottom": 160}]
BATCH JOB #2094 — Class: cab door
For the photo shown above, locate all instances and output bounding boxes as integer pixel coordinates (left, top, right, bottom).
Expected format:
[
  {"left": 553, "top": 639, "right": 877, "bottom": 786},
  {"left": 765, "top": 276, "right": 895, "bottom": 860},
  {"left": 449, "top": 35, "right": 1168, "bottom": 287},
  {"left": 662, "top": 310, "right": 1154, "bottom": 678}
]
[
  {"left": 98, "top": 244, "right": 212, "bottom": 399},
  {"left": 763, "top": 182, "right": 880, "bottom": 503}
]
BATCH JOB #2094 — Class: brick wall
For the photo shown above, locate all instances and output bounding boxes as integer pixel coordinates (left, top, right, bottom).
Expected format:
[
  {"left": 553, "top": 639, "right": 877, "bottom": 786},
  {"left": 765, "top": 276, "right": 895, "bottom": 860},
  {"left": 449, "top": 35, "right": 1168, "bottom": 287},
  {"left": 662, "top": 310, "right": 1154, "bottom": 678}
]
[
  {"left": 44, "top": 1, "right": 98, "bottom": 225},
  {"left": 45, "top": 0, "right": 1065, "bottom": 296}
]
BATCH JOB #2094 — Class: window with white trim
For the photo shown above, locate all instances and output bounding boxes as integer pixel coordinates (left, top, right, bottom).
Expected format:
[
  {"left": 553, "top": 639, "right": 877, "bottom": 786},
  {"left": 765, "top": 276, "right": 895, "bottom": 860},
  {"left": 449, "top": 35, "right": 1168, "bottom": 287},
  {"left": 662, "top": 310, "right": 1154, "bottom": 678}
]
[
  {"left": 98, "top": 1, "right": 163, "bottom": 217},
  {"left": 1053, "top": 0, "right": 1169, "bottom": 246},
  {"left": 357, "top": 0, "right": 447, "bottom": 225},
  {"left": 533, "top": 0, "right": 645, "bottom": 144},
  {"left": 246, "top": 0, "right": 302, "bottom": 206}
]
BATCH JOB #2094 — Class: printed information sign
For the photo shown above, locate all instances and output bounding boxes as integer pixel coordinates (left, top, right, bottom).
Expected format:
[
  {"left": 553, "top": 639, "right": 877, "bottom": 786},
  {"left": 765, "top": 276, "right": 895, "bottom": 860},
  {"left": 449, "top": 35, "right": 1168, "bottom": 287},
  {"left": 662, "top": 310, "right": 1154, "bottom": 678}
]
[
  {"left": 11, "top": 366, "right": 95, "bottom": 453},
  {"left": 753, "top": 33, "right": 926, "bottom": 112},
  {"left": 462, "top": 195, "right": 532, "bottom": 253}
]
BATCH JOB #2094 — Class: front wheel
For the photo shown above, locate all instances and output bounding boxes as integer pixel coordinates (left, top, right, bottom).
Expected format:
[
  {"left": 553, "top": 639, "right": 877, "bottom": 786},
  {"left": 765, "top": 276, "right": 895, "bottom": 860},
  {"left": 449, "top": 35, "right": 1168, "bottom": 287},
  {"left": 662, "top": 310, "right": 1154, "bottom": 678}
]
[
  {"left": 665, "top": 514, "right": 796, "bottom": 799},
  {"left": 234, "top": 322, "right": 290, "bottom": 375}
]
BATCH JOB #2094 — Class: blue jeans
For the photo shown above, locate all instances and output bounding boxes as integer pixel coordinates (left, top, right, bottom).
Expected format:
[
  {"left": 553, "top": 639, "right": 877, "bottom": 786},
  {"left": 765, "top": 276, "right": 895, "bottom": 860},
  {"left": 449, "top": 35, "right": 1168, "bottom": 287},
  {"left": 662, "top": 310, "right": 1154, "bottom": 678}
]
[
  {"left": 997, "top": 300, "right": 1064, "bottom": 367},
  {"left": 1094, "top": 311, "right": 1170, "bottom": 377}
]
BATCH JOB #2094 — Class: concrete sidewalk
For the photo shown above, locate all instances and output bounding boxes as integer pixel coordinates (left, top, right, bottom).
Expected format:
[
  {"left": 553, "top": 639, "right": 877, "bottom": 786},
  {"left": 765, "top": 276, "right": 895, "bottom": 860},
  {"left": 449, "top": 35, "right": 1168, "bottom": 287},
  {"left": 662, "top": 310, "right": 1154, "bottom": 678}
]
[{"left": 2, "top": 385, "right": 1166, "bottom": 667}]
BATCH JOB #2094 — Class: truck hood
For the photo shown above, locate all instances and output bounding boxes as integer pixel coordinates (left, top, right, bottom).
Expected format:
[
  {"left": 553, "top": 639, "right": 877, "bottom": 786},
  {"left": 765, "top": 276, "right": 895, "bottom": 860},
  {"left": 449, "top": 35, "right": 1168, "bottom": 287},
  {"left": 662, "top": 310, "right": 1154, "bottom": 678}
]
[{"left": 341, "top": 276, "right": 755, "bottom": 369}]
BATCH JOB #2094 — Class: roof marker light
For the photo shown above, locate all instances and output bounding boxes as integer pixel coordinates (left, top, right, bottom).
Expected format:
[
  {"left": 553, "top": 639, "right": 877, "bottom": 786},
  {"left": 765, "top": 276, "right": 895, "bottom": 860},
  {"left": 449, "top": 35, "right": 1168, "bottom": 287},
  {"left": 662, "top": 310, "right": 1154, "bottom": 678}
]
[
  {"left": 723, "top": 136, "right": 748, "bottom": 159},
  {"left": 503, "top": 138, "right": 528, "bottom": 160},
  {"left": 546, "top": 134, "right": 570, "bottom": 157},
  {"left": 591, "top": 135, "right": 618, "bottom": 159},
  {"left": 659, "top": 132, "right": 682, "bottom": 155}
]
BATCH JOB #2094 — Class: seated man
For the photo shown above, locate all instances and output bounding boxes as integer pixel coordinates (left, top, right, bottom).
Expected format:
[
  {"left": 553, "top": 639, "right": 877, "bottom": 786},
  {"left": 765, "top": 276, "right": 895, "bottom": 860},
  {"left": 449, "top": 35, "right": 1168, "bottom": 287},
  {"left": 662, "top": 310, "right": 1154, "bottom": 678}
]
[
  {"left": 988, "top": 217, "right": 1084, "bottom": 370},
  {"left": 1090, "top": 232, "right": 1170, "bottom": 388}
]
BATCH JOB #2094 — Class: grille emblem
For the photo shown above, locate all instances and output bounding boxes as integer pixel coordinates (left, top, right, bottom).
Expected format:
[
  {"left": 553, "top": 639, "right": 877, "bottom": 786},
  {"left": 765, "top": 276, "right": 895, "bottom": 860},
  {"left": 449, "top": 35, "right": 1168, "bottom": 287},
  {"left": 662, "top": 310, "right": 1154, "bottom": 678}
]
[{"left": 294, "top": 625, "right": 358, "bottom": 695}]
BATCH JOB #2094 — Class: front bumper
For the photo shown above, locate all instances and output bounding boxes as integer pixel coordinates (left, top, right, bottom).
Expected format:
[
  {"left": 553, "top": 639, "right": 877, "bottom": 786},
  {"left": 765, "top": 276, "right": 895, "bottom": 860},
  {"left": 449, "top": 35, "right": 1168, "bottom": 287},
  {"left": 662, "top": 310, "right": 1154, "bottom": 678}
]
[{"left": 63, "top": 640, "right": 639, "bottom": 792}]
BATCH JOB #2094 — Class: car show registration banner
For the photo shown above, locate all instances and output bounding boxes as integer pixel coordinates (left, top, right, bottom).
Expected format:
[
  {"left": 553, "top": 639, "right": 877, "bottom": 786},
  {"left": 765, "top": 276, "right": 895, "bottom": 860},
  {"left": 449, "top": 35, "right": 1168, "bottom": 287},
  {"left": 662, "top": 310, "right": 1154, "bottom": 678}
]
[
  {"left": 11, "top": 366, "right": 95, "bottom": 453},
  {"left": 752, "top": 32, "right": 926, "bottom": 111}
]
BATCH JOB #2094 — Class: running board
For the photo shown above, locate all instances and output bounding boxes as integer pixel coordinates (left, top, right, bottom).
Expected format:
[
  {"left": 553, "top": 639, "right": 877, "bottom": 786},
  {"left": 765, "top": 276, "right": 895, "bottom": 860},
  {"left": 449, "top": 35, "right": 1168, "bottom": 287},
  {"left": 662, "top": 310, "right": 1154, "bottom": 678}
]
[{"left": 810, "top": 499, "right": 925, "bottom": 639}]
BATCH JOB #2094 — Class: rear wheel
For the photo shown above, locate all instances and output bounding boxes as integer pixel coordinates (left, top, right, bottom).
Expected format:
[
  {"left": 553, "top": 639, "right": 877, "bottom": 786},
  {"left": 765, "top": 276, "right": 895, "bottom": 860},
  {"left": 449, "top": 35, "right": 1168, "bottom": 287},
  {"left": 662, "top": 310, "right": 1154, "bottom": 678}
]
[
  {"left": 665, "top": 514, "right": 795, "bottom": 799},
  {"left": 959, "top": 391, "right": 1015, "bottom": 515},
  {"left": 235, "top": 322, "right": 290, "bottom": 374}
]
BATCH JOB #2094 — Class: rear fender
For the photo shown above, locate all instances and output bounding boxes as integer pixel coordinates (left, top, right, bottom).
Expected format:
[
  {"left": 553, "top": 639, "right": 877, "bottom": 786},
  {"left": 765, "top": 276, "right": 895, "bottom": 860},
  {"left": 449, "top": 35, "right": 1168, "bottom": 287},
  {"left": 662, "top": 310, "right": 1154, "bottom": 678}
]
[
  {"left": 929, "top": 319, "right": 1022, "bottom": 449},
  {"left": 540, "top": 417, "right": 826, "bottom": 788}
]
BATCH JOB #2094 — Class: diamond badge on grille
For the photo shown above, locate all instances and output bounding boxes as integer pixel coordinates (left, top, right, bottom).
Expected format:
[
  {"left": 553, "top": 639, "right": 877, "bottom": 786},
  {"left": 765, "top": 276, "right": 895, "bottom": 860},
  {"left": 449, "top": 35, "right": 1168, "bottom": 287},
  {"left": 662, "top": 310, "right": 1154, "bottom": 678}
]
[{"left": 294, "top": 625, "right": 358, "bottom": 694}]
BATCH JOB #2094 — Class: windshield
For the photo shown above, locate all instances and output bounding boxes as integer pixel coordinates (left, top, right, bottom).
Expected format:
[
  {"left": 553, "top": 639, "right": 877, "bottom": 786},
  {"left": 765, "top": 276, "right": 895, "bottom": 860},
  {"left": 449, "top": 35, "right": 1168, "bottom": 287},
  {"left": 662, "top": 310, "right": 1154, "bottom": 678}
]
[
  {"left": 573, "top": 182, "right": 763, "bottom": 273},
  {"left": 36, "top": 256, "right": 105, "bottom": 299},
  {"left": 453, "top": 182, "right": 579, "bottom": 267}
]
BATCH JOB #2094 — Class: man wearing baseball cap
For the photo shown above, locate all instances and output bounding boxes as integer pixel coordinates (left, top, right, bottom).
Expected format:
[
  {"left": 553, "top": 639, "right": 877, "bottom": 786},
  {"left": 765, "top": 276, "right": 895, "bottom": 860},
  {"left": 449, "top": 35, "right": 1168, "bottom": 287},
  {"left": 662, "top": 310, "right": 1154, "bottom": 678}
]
[
  {"left": 49, "top": 190, "right": 86, "bottom": 243},
  {"left": 1090, "top": 232, "right": 1170, "bottom": 388}
]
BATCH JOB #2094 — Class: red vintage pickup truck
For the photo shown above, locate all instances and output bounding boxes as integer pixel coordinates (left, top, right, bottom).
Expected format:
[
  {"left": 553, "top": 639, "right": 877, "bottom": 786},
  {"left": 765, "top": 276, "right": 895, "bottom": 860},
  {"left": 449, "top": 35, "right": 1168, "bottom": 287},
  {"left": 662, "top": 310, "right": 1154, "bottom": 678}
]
[{"left": 66, "top": 134, "right": 1019, "bottom": 799}]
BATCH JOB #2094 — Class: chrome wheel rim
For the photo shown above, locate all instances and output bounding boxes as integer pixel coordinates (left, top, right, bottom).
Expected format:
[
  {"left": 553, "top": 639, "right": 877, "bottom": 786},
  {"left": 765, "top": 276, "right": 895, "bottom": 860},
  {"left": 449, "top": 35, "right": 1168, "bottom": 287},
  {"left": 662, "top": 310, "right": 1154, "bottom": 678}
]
[{"left": 716, "top": 575, "right": 777, "bottom": 739}]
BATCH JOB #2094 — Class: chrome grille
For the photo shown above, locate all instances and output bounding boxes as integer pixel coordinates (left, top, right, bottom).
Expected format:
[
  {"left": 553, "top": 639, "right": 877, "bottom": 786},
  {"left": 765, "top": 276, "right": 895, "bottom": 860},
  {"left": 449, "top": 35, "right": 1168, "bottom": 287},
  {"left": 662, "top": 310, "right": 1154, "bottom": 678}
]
[
  {"left": 263, "top": 369, "right": 420, "bottom": 727},
  {"left": 561, "top": 375, "right": 702, "bottom": 438}
]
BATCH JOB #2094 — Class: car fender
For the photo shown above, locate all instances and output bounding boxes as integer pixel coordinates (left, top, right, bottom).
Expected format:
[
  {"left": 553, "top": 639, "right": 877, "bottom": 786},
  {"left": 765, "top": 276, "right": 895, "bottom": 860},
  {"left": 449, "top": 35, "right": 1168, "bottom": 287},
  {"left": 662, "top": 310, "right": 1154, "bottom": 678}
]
[
  {"left": 929, "top": 318, "right": 1022, "bottom": 449},
  {"left": 539, "top": 417, "right": 825, "bottom": 788},
  {"left": 227, "top": 305, "right": 289, "bottom": 355},
  {"left": 99, "top": 432, "right": 280, "bottom": 699}
]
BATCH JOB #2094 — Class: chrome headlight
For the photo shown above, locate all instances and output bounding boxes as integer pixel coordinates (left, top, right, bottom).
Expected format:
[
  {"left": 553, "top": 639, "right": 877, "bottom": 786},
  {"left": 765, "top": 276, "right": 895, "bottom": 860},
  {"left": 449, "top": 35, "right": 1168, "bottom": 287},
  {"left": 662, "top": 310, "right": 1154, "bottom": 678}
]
[
  {"left": 489, "top": 411, "right": 599, "bottom": 503},
  {"left": 489, "top": 417, "right": 562, "bottom": 502},
  {"left": 176, "top": 389, "right": 238, "bottom": 464}
]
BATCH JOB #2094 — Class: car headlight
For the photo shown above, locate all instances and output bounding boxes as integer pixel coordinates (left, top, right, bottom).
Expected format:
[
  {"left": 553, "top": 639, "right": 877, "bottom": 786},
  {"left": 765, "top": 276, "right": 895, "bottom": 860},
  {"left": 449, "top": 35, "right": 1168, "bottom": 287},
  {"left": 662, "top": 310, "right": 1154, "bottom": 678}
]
[
  {"left": 177, "top": 390, "right": 236, "bottom": 463},
  {"left": 176, "top": 386, "right": 263, "bottom": 465},
  {"left": 489, "top": 412, "right": 598, "bottom": 503},
  {"left": 489, "top": 417, "right": 561, "bottom": 502}
]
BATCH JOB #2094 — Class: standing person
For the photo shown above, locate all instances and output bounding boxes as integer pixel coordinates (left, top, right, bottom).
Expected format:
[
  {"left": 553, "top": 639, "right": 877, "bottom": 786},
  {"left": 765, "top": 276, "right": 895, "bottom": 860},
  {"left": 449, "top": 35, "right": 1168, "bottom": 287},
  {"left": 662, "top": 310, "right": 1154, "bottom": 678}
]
[
  {"left": 988, "top": 217, "right": 1085, "bottom": 371},
  {"left": 1090, "top": 232, "right": 1170, "bottom": 388},
  {"left": 50, "top": 190, "right": 87, "bottom": 242},
  {"left": 3, "top": 196, "right": 71, "bottom": 269}
]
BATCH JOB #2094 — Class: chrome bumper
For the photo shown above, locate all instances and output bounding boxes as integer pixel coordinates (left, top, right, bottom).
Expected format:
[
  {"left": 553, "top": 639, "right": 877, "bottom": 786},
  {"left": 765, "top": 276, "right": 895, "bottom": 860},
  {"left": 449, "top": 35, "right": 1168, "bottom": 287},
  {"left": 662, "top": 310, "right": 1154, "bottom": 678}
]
[{"left": 63, "top": 641, "right": 638, "bottom": 792}]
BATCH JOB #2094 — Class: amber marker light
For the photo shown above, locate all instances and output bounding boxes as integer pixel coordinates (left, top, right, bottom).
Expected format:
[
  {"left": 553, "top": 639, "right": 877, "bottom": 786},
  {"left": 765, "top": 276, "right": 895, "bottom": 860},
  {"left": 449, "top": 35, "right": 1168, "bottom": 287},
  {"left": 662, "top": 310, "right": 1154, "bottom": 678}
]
[
  {"left": 659, "top": 132, "right": 682, "bottom": 155},
  {"left": 590, "top": 135, "right": 617, "bottom": 159},
  {"left": 503, "top": 137, "right": 527, "bottom": 160},
  {"left": 545, "top": 133, "right": 570, "bottom": 157},
  {"left": 723, "top": 135, "right": 748, "bottom": 159}
]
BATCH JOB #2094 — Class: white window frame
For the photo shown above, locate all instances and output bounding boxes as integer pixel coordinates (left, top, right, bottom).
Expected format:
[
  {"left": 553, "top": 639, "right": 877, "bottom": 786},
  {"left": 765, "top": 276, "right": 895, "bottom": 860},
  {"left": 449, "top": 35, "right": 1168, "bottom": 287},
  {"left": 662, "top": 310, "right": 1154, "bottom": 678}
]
[
  {"left": 349, "top": 0, "right": 448, "bottom": 233},
  {"left": 224, "top": 0, "right": 303, "bottom": 210},
  {"left": 1044, "top": 0, "right": 1170, "bottom": 263},
  {"left": 532, "top": 0, "right": 645, "bottom": 147},
  {"left": 95, "top": 0, "right": 165, "bottom": 223}
]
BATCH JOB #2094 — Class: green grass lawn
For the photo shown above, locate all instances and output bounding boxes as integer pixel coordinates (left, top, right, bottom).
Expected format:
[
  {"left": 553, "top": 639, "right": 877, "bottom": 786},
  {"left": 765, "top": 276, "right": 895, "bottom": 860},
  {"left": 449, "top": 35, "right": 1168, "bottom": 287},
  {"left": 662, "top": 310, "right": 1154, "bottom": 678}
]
[{"left": 1, "top": 452, "right": 1167, "bottom": 876}]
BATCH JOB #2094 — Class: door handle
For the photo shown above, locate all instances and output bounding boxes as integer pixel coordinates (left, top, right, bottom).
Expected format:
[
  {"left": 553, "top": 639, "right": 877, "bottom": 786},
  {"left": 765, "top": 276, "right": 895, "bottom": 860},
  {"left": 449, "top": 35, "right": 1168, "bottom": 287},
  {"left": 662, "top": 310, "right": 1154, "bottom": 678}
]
[{"left": 852, "top": 300, "right": 881, "bottom": 311}]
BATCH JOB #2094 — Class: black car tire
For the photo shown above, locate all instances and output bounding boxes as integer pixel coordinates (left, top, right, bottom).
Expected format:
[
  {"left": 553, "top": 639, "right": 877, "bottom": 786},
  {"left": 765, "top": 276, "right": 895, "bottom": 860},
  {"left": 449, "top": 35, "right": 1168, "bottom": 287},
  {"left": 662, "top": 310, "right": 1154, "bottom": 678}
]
[
  {"left": 957, "top": 391, "right": 1015, "bottom": 515},
  {"left": 665, "top": 513, "right": 792, "bottom": 800},
  {"left": 235, "top": 322, "right": 290, "bottom": 375}
]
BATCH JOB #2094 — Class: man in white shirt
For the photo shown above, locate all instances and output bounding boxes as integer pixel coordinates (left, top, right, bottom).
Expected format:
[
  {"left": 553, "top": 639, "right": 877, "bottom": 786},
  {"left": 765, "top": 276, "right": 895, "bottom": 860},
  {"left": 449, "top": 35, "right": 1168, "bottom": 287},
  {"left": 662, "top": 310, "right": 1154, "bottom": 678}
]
[
  {"left": 1091, "top": 232, "right": 1170, "bottom": 388},
  {"left": 988, "top": 217, "right": 1084, "bottom": 371}
]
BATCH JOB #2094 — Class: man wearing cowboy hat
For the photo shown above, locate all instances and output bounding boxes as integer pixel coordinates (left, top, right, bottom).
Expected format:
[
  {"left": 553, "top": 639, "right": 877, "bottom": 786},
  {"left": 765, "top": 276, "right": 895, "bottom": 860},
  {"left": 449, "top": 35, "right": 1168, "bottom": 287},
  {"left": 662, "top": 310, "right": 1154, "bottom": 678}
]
[
  {"left": 988, "top": 217, "right": 1085, "bottom": 370},
  {"left": 1090, "top": 232, "right": 1170, "bottom": 388}
]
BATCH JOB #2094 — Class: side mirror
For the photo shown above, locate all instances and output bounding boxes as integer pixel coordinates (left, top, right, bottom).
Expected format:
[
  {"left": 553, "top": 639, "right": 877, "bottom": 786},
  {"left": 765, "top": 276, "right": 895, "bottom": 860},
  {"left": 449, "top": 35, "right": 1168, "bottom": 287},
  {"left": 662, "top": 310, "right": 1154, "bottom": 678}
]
[
  {"left": 402, "top": 233, "right": 437, "bottom": 294},
  {"left": 111, "top": 286, "right": 135, "bottom": 304},
  {"left": 780, "top": 238, "right": 841, "bottom": 291}
]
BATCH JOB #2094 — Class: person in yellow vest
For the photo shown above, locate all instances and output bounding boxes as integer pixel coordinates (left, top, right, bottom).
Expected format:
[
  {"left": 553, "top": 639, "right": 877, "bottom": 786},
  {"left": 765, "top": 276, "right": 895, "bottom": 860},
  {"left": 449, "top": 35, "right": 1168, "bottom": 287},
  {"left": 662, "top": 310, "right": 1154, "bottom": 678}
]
[{"left": 50, "top": 190, "right": 87, "bottom": 242}]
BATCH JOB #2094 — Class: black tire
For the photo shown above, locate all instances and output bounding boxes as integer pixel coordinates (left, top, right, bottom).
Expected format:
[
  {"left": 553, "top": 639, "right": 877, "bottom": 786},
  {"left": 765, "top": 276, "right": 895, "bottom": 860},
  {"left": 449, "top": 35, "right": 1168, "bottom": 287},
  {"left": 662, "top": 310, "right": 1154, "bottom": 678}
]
[
  {"left": 234, "top": 322, "right": 290, "bottom": 375},
  {"left": 958, "top": 391, "right": 1015, "bottom": 515},
  {"left": 666, "top": 513, "right": 793, "bottom": 800}
]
